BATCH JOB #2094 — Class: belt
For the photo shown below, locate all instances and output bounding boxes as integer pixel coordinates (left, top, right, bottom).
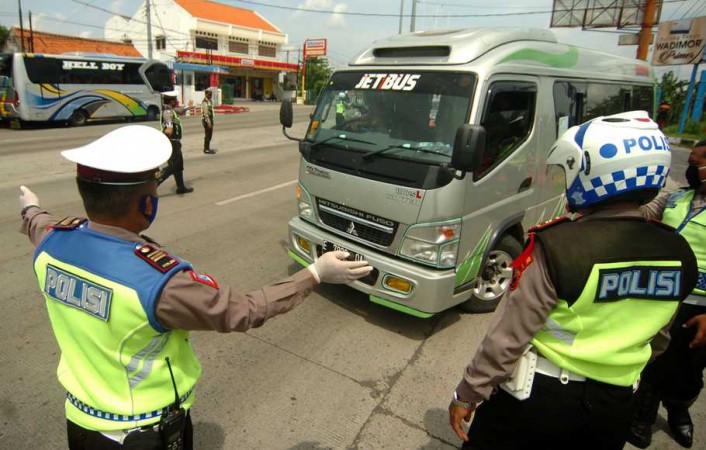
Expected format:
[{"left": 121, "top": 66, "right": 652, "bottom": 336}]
[
  {"left": 67, "top": 389, "right": 193, "bottom": 422},
  {"left": 535, "top": 356, "right": 586, "bottom": 383},
  {"left": 684, "top": 294, "right": 706, "bottom": 307}
]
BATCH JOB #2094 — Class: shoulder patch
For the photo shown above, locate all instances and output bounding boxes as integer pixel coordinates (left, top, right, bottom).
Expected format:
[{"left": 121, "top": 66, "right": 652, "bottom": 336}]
[
  {"left": 52, "top": 217, "right": 87, "bottom": 230},
  {"left": 528, "top": 215, "right": 572, "bottom": 233},
  {"left": 135, "top": 244, "right": 180, "bottom": 272},
  {"left": 189, "top": 270, "right": 219, "bottom": 289},
  {"left": 509, "top": 233, "right": 535, "bottom": 291}
]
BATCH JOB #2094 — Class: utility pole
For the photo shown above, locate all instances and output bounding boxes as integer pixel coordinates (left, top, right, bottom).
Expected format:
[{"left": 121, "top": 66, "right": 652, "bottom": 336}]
[
  {"left": 145, "top": 0, "right": 153, "bottom": 59},
  {"left": 399, "top": 0, "right": 404, "bottom": 34},
  {"left": 410, "top": 0, "right": 417, "bottom": 32},
  {"left": 29, "top": 11, "right": 34, "bottom": 52},
  {"left": 637, "top": 0, "right": 657, "bottom": 61},
  {"left": 17, "top": 0, "right": 25, "bottom": 53}
]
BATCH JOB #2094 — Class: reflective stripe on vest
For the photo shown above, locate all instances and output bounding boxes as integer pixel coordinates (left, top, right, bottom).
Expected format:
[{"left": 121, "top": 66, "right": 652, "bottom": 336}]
[
  {"left": 34, "top": 225, "right": 202, "bottom": 430},
  {"left": 67, "top": 389, "right": 193, "bottom": 422},
  {"left": 662, "top": 189, "right": 706, "bottom": 295}
]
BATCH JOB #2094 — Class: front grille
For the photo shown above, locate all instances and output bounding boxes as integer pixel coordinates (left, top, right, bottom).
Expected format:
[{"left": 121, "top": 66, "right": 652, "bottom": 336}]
[{"left": 317, "top": 199, "right": 398, "bottom": 247}]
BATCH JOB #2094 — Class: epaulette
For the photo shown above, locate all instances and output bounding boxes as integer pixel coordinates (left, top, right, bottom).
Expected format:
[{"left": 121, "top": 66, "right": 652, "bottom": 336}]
[
  {"left": 135, "top": 243, "right": 180, "bottom": 272},
  {"left": 52, "top": 217, "right": 87, "bottom": 230},
  {"left": 528, "top": 215, "right": 572, "bottom": 233}
]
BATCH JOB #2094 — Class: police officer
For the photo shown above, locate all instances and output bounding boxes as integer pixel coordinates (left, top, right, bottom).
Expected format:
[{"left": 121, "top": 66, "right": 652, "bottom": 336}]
[
  {"left": 201, "top": 89, "right": 216, "bottom": 155},
  {"left": 448, "top": 111, "right": 698, "bottom": 450},
  {"left": 628, "top": 138, "right": 706, "bottom": 449},
  {"left": 160, "top": 90, "right": 193, "bottom": 194},
  {"left": 335, "top": 92, "right": 346, "bottom": 128},
  {"left": 19, "top": 125, "right": 373, "bottom": 450}
]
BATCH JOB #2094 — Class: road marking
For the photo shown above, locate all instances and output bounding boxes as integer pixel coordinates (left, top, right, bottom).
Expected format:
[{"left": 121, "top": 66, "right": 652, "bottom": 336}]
[{"left": 216, "top": 179, "right": 298, "bottom": 206}]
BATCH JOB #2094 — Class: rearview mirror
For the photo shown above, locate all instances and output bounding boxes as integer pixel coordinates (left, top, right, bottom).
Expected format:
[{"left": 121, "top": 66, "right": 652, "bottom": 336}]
[
  {"left": 452, "top": 124, "right": 485, "bottom": 173},
  {"left": 280, "top": 99, "right": 293, "bottom": 128},
  {"left": 139, "top": 60, "right": 174, "bottom": 93}
]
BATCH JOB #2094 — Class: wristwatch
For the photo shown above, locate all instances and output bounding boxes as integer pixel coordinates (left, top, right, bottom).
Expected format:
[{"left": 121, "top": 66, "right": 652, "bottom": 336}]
[{"left": 451, "top": 391, "right": 472, "bottom": 409}]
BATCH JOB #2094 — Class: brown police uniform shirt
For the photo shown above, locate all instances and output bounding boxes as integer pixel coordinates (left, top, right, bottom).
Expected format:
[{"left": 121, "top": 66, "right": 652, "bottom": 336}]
[
  {"left": 641, "top": 189, "right": 706, "bottom": 222},
  {"left": 455, "top": 205, "right": 673, "bottom": 404},
  {"left": 21, "top": 207, "right": 316, "bottom": 332}
]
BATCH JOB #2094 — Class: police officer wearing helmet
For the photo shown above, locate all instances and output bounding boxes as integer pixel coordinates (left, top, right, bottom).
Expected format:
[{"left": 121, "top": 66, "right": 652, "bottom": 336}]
[
  {"left": 19, "top": 125, "right": 373, "bottom": 450},
  {"left": 160, "top": 90, "right": 193, "bottom": 194},
  {"left": 628, "top": 138, "right": 706, "bottom": 449},
  {"left": 448, "top": 111, "right": 698, "bottom": 450},
  {"left": 335, "top": 92, "right": 346, "bottom": 128}
]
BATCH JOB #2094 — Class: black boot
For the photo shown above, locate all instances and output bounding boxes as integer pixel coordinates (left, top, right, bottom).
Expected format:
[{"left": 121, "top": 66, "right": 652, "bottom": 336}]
[
  {"left": 664, "top": 396, "right": 696, "bottom": 448},
  {"left": 174, "top": 172, "right": 193, "bottom": 194},
  {"left": 627, "top": 381, "right": 662, "bottom": 449}
]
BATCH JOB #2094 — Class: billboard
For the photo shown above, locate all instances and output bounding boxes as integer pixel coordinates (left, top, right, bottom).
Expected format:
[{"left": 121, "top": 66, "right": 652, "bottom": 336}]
[
  {"left": 304, "top": 39, "right": 327, "bottom": 57},
  {"left": 652, "top": 16, "right": 706, "bottom": 66},
  {"left": 551, "top": 0, "right": 658, "bottom": 29}
]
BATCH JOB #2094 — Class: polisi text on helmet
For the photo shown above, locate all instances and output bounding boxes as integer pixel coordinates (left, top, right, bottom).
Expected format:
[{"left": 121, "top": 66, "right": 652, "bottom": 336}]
[{"left": 623, "top": 135, "right": 670, "bottom": 154}]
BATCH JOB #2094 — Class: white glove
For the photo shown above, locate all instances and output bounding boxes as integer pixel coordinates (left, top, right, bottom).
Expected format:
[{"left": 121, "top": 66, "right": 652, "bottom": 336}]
[
  {"left": 19, "top": 185, "right": 39, "bottom": 210},
  {"left": 308, "top": 250, "right": 373, "bottom": 284}
]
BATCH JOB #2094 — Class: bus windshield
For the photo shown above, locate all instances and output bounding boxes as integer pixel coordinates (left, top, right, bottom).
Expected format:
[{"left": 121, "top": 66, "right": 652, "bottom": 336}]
[
  {"left": 307, "top": 71, "right": 475, "bottom": 165},
  {"left": 0, "top": 54, "right": 13, "bottom": 97}
]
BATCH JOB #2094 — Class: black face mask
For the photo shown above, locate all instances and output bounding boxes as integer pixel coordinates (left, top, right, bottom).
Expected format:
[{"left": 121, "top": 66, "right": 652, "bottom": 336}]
[{"left": 685, "top": 165, "right": 706, "bottom": 189}]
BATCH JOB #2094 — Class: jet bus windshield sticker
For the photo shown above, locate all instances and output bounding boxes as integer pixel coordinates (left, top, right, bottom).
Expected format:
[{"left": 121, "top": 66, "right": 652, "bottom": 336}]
[{"left": 354, "top": 73, "right": 421, "bottom": 91}]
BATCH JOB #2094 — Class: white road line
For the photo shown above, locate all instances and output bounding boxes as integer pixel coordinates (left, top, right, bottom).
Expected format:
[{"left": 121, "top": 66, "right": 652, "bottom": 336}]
[{"left": 215, "top": 179, "right": 298, "bottom": 206}]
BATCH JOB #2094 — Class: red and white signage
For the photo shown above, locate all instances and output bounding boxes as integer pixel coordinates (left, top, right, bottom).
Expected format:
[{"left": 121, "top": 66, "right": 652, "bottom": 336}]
[{"left": 304, "top": 39, "right": 327, "bottom": 57}]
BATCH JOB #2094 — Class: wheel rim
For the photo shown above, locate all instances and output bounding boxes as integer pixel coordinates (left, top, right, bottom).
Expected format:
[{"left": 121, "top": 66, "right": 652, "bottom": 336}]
[{"left": 471, "top": 250, "right": 514, "bottom": 301}]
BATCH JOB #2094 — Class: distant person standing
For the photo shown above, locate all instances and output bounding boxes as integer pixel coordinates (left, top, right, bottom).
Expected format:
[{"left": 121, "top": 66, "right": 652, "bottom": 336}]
[
  {"left": 657, "top": 100, "right": 671, "bottom": 130},
  {"left": 159, "top": 91, "right": 193, "bottom": 194},
  {"left": 202, "top": 89, "right": 216, "bottom": 155}
]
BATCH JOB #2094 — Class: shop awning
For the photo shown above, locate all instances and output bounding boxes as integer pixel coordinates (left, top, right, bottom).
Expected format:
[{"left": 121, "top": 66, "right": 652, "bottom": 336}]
[
  {"left": 176, "top": 51, "right": 299, "bottom": 73},
  {"left": 167, "top": 61, "right": 230, "bottom": 73}
]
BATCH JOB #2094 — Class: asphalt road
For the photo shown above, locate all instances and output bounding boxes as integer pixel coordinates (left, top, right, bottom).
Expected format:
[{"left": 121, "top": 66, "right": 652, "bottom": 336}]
[{"left": 0, "top": 104, "right": 701, "bottom": 449}]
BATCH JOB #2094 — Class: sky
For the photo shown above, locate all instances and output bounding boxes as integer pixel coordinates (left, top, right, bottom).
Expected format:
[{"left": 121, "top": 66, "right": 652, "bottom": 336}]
[{"left": 1, "top": 0, "right": 705, "bottom": 80}]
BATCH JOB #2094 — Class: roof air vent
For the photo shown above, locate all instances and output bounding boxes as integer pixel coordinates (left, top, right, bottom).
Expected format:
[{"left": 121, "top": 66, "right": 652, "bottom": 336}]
[{"left": 372, "top": 46, "right": 451, "bottom": 58}]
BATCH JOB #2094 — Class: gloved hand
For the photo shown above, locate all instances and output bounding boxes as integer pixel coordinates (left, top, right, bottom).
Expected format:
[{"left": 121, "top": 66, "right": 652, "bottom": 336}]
[
  {"left": 307, "top": 251, "right": 373, "bottom": 284},
  {"left": 19, "top": 185, "right": 39, "bottom": 210}
]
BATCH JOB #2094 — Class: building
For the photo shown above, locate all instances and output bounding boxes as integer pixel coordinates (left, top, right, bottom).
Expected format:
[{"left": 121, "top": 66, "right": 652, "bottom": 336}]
[
  {"left": 3, "top": 27, "right": 141, "bottom": 57},
  {"left": 105, "top": 0, "right": 298, "bottom": 106}
]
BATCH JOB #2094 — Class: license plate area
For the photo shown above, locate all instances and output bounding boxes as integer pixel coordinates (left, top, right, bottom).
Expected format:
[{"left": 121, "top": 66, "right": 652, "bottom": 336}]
[{"left": 317, "top": 241, "right": 379, "bottom": 285}]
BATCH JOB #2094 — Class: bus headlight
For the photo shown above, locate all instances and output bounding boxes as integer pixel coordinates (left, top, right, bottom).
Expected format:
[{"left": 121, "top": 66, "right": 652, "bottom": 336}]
[
  {"left": 296, "top": 184, "right": 315, "bottom": 221},
  {"left": 399, "top": 220, "right": 461, "bottom": 268}
]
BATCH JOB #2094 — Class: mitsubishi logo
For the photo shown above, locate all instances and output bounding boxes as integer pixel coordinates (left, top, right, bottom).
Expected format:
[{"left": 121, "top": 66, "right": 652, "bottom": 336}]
[{"left": 346, "top": 222, "right": 358, "bottom": 236}]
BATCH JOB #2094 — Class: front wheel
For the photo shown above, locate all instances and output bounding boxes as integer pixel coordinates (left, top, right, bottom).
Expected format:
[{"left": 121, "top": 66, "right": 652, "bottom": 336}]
[
  {"left": 461, "top": 235, "right": 523, "bottom": 313},
  {"left": 146, "top": 105, "right": 160, "bottom": 121}
]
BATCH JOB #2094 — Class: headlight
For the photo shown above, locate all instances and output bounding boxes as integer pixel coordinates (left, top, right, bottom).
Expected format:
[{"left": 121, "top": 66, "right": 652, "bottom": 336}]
[
  {"left": 399, "top": 220, "right": 461, "bottom": 268},
  {"left": 296, "top": 184, "right": 314, "bottom": 221}
]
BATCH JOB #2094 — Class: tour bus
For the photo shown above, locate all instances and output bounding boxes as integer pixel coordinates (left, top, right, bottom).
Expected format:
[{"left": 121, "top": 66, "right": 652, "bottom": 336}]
[
  {"left": 279, "top": 28, "right": 655, "bottom": 317},
  {"left": 0, "top": 52, "right": 171, "bottom": 127}
]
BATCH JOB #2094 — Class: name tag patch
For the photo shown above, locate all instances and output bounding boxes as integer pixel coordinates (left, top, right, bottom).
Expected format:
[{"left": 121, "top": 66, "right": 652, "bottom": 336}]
[
  {"left": 596, "top": 266, "right": 681, "bottom": 302},
  {"left": 44, "top": 265, "right": 112, "bottom": 321}
]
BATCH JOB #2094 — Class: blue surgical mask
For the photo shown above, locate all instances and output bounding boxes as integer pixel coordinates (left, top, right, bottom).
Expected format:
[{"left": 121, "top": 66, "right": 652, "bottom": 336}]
[{"left": 139, "top": 195, "right": 159, "bottom": 226}]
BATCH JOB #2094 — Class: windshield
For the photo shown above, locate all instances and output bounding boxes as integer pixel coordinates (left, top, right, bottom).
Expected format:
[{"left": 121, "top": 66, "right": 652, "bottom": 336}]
[{"left": 306, "top": 71, "right": 475, "bottom": 165}]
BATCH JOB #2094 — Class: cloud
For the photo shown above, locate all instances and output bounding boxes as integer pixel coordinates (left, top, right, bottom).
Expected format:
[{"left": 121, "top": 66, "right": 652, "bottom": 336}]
[
  {"left": 296, "top": 0, "right": 348, "bottom": 28},
  {"left": 110, "top": 1, "right": 125, "bottom": 14},
  {"left": 327, "top": 4, "right": 348, "bottom": 27},
  {"left": 79, "top": 30, "right": 93, "bottom": 39}
]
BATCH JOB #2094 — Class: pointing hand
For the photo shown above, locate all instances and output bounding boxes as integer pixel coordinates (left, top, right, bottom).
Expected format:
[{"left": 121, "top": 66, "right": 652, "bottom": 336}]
[{"left": 19, "top": 186, "right": 40, "bottom": 210}]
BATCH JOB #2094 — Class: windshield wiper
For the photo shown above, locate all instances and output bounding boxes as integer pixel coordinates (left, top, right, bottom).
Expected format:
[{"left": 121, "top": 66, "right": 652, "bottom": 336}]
[
  {"left": 310, "top": 134, "right": 377, "bottom": 149},
  {"left": 362, "top": 143, "right": 450, "bottom": 160}
]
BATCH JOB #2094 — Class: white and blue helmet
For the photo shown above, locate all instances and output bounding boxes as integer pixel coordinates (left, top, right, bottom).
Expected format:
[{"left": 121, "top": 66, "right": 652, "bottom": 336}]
[{"left": 547, "top": 111, "right": 670, "bottom": 210}]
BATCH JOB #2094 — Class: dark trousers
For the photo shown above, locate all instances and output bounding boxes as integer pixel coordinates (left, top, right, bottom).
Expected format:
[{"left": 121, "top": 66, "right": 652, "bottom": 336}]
[
  {"left": 159, "top": 140, "right": 186, "bottom": 189},
  {"left": 461, "top": 373, "right": 634, "bottom": 450},
  {"left": 202, "top": 120, "right": 213, "bottom": 151},
  {"left": 641, "top": 303, "right": 706, "bottom": 401},
  {"left": 67, "top": 414, "right": 193, "bottom": 450}
]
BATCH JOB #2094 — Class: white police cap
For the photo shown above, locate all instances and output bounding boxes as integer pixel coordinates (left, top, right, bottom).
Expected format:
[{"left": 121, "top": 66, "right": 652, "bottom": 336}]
[
  {"left": 61, "top": 125, "right": 171, "bottom": 184},
  {"left": 162, "top": 89, "right": 178, "bottom": 98}
]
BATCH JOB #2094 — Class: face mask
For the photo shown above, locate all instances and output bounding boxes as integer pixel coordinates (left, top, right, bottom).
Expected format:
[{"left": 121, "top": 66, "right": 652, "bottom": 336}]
[
  {"left": 139, "top": 195, "right": 159, "bottom": 226},
  {"left": 685, "top": 165, "right": 706, "bottom": 189}
]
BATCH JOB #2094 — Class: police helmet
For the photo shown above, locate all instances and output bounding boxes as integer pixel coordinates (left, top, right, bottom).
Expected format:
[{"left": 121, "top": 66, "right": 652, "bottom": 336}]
[
  {"left": 162, "top": 90, "right": 178, "bottom": 100},
  {"left": 547, "top": 110, "right": 670, "bottom": 210},
  {"left": 338, "top": 92, "right": 346, "bottom": 99}
]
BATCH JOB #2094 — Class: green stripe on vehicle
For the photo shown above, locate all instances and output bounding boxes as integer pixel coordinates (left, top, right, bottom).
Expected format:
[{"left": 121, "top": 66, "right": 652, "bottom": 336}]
[
  {"left": 288, "top": 250, "right": 311, "bottom": 267},
  {"left": 499, "top": 46, "right": 579, "bottom": 68},
  {"left": 455, "top": 225, "right": 492, "bottom": 287},
  {"left": 370, "top": 295, "right": 435, "bottom": 318}
]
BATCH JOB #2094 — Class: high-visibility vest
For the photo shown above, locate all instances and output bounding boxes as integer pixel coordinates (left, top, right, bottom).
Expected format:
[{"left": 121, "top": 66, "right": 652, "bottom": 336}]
[
  {"left": 662, "top": 189, "right": 706, "bottom": 297},
  {"left": 161, "top": 105, "right": 182, "bottom": 141},
  {"left": 33, "top": 222, "right": 201, "bottom": 431},
  {"left": 529, "top": 218, "right": 696, "bottom": 386}
]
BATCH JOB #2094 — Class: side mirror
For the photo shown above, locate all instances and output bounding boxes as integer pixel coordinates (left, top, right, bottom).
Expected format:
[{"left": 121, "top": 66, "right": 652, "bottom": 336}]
[
  {"left": 451, "top": 124, "right": 485, "bottom": 173},
  {"left": 280, "top": 99, "right": 293, "bottom": 128},
  {"left": 139, "top": 60, "right": 174, "bottom": 93}
]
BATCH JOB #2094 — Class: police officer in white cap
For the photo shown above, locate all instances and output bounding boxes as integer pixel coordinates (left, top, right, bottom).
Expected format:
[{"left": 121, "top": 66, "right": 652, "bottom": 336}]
[
  {"left": 448, "top": 111, "right": 697, "bottom": 450},
  {"left": 160, "top": 90, "right": 193, "bottom": 194},
  {"left": 19, "top": 125, "right": 373, "bottom": 450}
]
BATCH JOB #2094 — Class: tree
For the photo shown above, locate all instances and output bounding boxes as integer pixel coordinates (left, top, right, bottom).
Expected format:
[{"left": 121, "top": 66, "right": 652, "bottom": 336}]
[
  {"left": 657, "top": 70, "right": 688, "bottom": 126},
  {"left": 0, "top": 25, "right": 9, "bottom": 51},
  {"left": 301, "top": 57, "right": 333, "bottom": 103}
]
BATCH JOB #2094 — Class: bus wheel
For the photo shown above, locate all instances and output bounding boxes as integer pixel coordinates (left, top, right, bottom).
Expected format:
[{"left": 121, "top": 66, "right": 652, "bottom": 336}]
[
  {"left": 146, "top": 106, "right": 160, "bottom": 121},
  {"left": 461, "top": 235, "right": 522, "bottom": 313},
  {"left": 70, "top": 109, "right": 88, "bottom": 127}
]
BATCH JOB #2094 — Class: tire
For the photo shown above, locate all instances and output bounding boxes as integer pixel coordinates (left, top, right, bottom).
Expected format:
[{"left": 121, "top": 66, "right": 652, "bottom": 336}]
[
  {"left": 461, "top": 234, "right": 523, "bottom": 313},
  {"left": 146, "top": 105, "right": 160, "bottom": 121},
  {"left": 70, "top": 109, "right": 88, "bottom": 127}
]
